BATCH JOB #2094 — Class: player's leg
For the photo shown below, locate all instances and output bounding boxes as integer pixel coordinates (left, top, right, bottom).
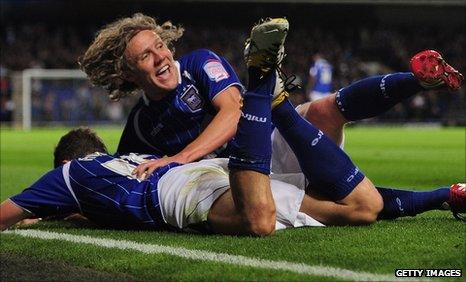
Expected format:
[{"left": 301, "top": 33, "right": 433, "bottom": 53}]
[
  {"left": 298, "top": 50, "right": 464, "bottom": 146},
  {"left": 375, "top": 186, "right": 450, "bottom": 219},
  {"left": 273, "top": 98, "right": 466, "bottom": 224},
  {"left": 270, "top": 101, "right": 344, "bottom": 174},
  {"left": 298, "top": 72, "right": 428, "bottom": 146},
  {"left": 212, "top": 18, "right": 290, "bottom": 235},
  {"left": 210, "top": 174, "right": 325, "bottom": 233},
  {"left": 208, "top": 89, "right": 275, "bottom": 235},
  {"left": 271, "top": 92, "right": 464, "bottom": 225},
  {"left": 207, "top": 189, "right": 250, "bottom": 235},
  {"left": 297, "top": 96, "right": 346, "bottom": 146},
  {"left": 272, "top": 98, "right": 383, "bottom": 225},
  {"left": 272, "top": 97, "right": 466, "bottom": 224},
  {"left": 212, "top": 175, "right": 462, "bottom": 229},
  {"left": 226, "top": 70, "right": 277, "bottom": 235},
  {"left": 375, "top": 183, "right": 466, "bottom": 220},
  {"left": 298, "top": 183, "right": 466, "bottom": 224},
  {"left": 298, "top": 187, "right": 381, "bottom": 226},
  {"left": 293, "top": 71, "right": 425, "bottom": 146},
  {"left": 270, "top": 69, "right": 428, "bottom": 172},
  {"left": 208, "top": 172, "right": 275, "bottom": 236},
  {"left": 209, "top": 173, "right": 466, "bottom": 230},
  {"left": 201, "top": 65, "right": 279, "bottom": 236},
  {"left": 268, "top": 171, "right": 465, "bottom": 226}
]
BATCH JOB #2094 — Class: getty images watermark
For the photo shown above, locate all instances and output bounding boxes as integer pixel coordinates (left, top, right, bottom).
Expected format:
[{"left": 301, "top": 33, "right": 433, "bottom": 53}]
[{"left": 395, "top": 269, "right": 462, "bottom": 278}]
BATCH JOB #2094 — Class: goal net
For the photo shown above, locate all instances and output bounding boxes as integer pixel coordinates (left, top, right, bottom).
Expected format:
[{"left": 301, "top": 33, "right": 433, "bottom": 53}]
[{"left": 11, "top": 68, "right": 138, "bottom": 130}]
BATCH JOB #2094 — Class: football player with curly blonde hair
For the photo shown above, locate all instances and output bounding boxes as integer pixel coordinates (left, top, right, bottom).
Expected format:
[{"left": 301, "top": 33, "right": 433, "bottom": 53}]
[
  {"left": 79, "top": 13, "right": 184, "bottom": 101},
  {"left": 79, "top": 13, "right": 244, "bottom": 177}
]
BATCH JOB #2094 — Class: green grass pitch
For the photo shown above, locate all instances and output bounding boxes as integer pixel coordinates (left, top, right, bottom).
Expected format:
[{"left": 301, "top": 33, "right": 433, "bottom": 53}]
[{"left": 1, "top": 127, "right": 465, "bottom": 281}]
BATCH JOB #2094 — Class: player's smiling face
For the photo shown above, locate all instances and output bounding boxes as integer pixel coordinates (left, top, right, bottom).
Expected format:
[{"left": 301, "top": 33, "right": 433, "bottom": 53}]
[{"left": 125, "top": 30, "right": 178, "bottom": 99}]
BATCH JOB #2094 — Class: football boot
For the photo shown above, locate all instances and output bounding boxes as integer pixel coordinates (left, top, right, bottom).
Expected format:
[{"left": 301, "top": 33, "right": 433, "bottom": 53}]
[
  {"left": 447, "top": 183, "right": 466, "bottom": 221},
  {"left": 410, "top": 50, "right": 463, "bottom": 91}
]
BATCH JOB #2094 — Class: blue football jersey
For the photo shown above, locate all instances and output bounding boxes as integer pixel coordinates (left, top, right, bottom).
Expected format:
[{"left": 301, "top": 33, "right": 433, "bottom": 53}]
[
  {"left": 10, "top": 153, "right": 180, "bottom": 229},
  {"left": 117, "top": 49, "right": 244, "bottom": 156},
  {"left": 309, "top": 58, "right": 333, "bottom": 93}
]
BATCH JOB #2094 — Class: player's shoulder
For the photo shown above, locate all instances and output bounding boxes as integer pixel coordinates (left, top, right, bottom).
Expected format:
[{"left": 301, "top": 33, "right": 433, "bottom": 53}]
[
  {"left": 74, "top": 152, "right": 112, "bottom": 162},
  {"left": 68, "top": 152, "right": 115, "bottom": 170},
  {"left": 178, "top": 49, "right": 223, "bottom": 66},
  {"left": 183, "top": 48, "right": 222, "bottom": 59},
  {"left": 81, "top": 152, "right": 160, "bottom": 163}
]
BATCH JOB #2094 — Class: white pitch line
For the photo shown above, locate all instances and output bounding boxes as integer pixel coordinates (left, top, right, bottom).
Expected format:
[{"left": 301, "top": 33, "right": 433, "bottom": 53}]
[{"left": 3, "top": 229, "right": 419, "bottom": 281}]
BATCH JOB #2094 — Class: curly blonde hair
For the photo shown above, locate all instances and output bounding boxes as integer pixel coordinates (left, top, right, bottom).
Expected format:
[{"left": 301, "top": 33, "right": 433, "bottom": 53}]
[{"left": 78, "top": 13, "right": 184, "bottom": 100}]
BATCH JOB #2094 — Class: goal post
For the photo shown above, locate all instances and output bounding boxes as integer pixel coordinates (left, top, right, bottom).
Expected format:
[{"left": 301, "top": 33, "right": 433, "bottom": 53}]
[
  {"left": 12, "top": 68, "right": 134, "bottom": 130},
  {"left": 20, "top": 69, "right": 87, "bottom": 130}
]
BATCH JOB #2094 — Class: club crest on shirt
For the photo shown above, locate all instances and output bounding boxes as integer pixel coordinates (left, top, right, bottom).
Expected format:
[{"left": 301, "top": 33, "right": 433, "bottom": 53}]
[
  {"left": 180, "top": 85, "right": 204, "bottom": 112},
  {"left": 203, "top": 59, "right": 229, "bottom": 82}
]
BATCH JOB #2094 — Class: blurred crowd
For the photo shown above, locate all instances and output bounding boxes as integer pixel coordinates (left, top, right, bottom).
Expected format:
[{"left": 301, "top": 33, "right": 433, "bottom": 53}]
[{"left": 1, "top": 22, "right": 464, "bottom": 125}]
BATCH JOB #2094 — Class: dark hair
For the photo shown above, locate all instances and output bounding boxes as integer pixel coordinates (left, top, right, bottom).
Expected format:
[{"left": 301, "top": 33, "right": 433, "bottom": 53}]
[{"left": 53, "top": 127, "right": 108, "bottom": 168}]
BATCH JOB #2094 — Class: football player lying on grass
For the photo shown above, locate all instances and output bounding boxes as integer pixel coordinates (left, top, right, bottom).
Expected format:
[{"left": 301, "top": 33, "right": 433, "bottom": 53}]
[{"left": 1, "top": 69, "right": 465, "bottom": 234}]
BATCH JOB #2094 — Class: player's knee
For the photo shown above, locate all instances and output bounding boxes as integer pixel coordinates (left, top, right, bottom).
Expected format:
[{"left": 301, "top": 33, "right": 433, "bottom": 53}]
[
  {"left": 344, "top": 203, "right": 380, "bottom": 225},
  {"left": 303, "top": 95, "right": 346, "bottom": 145},
  {"left": 304, "top": 94, "right": 341, "bottom": 124},
  {"left": 352, "top": 188, "right": 383, "bottom": 225},
  {"left": 247, "top": 218, "right": 275, "bottom": 237},
  {"left": 244, "top": 204, "right": 276, "bottom": 236},
  {"left": 343, "top": 178, "right": 383, "bottom": 225},
  {"left": 352, "top": 205, "right": 380, "bottom": 225}
]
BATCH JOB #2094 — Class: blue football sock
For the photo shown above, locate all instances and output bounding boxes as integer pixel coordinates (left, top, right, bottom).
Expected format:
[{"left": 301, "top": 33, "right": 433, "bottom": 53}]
[
  {"left": 247, "top": 67, "right": 265, "bottom": 90},
  {"left": 228, "top": 73, "right": 274, "bottom": 175},
  {"left": 376, "top": 187, "right": 450, "bottom": 219},
  {"left": 336, "top": 72, "right": 424, "bottom": 121},
  {"left": 272, "top": 99, "right": 364, "bottom": 200}
]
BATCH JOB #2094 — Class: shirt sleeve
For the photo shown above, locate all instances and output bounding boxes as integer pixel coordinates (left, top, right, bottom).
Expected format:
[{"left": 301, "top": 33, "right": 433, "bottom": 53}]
[
  {"left": 9, "top": 166, "right": 79, "bottom": 218},
  {"left": 190, "top": 49, "right": 244, "bottom": 101}
]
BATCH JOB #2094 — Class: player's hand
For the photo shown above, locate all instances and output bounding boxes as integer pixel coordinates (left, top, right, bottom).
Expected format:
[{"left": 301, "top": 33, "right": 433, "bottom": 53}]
[
  {"left": 15, "top": 218, "right": 42, "bottom": 227},
  {"left": 132, "top": 155, "right": 187, "bottom": 180}
]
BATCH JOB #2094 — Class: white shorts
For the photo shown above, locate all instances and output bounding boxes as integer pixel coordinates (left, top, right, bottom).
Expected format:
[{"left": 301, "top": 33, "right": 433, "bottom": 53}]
[
  {"left": 271, "top": 128, "right": 302, "bottom": 174},
  {"left": 157, "top": 158, "right": 323, "bottom": 232}
]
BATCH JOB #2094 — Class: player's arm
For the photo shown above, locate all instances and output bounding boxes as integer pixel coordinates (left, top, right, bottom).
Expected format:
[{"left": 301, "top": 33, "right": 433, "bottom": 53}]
[
  {"left": 0, "top": 199, "right": 32, "bottom": 231},
  {"left": 133, "top": 86, "right": 242, "bottom": 178},
  {"left": 2, "top": 167, "right": 81, "bottom": 230},
  {"left": 175, "top": 86, "right": 242, "bottom": 162}
]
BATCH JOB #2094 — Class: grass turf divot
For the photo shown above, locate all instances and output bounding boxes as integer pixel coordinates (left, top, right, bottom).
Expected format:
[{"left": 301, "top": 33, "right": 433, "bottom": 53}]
[{"left": 0, "top": 251, "right": 140, "bottom": 281}]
